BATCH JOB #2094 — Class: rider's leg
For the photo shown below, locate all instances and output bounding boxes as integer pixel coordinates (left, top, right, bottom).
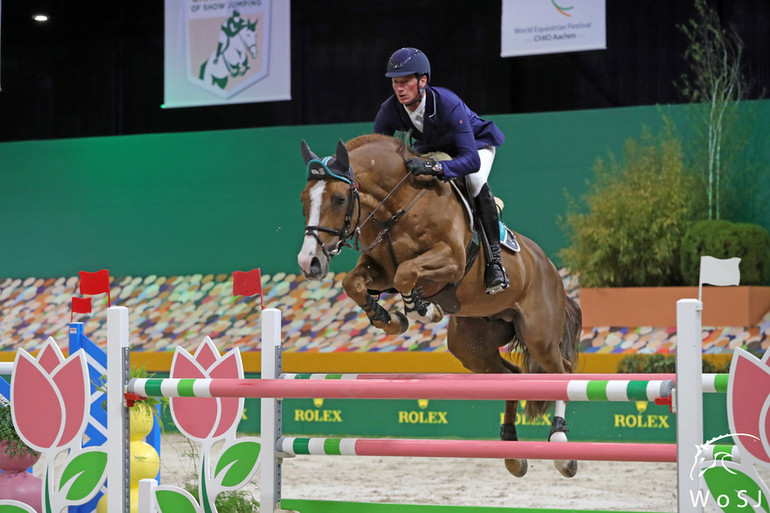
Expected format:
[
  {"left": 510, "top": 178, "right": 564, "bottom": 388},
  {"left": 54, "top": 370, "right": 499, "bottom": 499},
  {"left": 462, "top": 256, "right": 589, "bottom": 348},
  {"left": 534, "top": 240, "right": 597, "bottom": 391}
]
[{"left": 467, "top": 147, "right": 509, "bottom": 295}]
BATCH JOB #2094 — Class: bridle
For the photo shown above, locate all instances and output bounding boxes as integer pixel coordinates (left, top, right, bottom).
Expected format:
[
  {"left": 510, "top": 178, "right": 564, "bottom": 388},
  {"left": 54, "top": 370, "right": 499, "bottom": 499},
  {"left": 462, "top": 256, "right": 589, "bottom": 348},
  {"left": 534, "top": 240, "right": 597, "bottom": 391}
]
[
  {"left": 304, "top": 155, "right": 429, "bottom": 267},
  {"left": 303, "top": 157, "right": 362, "bottom": 260}
]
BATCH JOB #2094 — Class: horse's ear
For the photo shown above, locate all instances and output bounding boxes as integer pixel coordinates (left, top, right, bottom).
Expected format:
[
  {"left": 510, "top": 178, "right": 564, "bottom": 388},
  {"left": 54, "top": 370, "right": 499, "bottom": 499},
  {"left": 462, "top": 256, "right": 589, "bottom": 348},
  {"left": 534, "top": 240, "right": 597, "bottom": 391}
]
[
  {"left": 301, "top": 140, "right": 319, "bottom": 164},
  {"left": 335, "top": 139, "right": 350, "bottom": 169}
]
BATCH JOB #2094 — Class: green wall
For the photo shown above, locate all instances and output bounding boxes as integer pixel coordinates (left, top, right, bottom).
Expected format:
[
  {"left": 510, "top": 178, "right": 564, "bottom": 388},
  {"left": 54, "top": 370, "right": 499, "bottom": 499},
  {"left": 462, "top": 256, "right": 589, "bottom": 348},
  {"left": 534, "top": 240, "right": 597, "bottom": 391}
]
[{"left": 1, "top": 102, "right": 767, "bottom": 278}]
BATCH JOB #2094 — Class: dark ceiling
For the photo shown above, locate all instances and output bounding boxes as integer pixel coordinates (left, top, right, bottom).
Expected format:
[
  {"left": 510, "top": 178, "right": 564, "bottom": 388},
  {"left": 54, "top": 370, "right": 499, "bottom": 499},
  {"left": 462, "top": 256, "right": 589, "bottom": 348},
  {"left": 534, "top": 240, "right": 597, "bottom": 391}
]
[{"left": 0, "top": 0, "right": 767, "bottom": 142}]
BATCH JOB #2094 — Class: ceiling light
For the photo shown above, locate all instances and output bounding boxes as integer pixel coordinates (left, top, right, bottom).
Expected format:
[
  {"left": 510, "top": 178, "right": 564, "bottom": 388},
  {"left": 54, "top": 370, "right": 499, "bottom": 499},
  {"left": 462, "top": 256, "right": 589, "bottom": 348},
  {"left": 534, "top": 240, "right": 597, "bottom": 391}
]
[{"left": 32, "top": 14, "right": 49, "bottom": 22}]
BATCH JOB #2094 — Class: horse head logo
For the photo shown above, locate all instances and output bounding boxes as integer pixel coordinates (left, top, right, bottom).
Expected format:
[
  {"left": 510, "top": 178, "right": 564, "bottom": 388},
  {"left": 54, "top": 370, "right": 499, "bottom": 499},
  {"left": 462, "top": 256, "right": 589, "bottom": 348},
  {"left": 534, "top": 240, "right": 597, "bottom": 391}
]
[{"left": 690, "top": 433, "right": 760, "bottom": 479}]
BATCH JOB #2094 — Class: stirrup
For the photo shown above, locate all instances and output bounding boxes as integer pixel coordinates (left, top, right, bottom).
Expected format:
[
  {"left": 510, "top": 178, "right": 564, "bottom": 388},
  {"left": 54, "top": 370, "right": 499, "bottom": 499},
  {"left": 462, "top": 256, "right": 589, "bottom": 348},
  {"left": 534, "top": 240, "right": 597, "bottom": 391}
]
[{"left": 484, "top": 262, "right": 509, "bottom": 295}]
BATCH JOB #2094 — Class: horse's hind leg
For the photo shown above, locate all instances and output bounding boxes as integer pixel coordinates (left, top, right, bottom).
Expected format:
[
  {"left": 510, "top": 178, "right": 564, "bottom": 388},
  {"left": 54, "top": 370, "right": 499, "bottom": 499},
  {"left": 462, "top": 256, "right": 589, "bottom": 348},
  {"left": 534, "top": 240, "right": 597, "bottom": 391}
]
[
  {"left": 515, "top": 302, "right": 578, "bottom": 478},
  {"left": 446, "top": 316, "right": 528, "bottom": 478}
]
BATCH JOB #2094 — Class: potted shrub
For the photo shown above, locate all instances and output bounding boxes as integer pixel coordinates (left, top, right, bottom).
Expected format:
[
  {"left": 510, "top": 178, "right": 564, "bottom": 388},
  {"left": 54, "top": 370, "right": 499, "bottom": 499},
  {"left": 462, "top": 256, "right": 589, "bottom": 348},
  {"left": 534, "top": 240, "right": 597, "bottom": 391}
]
[
  {"left": 560, "top": 123, "right": 770, "bottom": 327},
  {"left": 0, "top": 402, "right": 43, "bottom": 511},
  {"left": 0, "top": 402, "right": 39, "bottom": 461}
]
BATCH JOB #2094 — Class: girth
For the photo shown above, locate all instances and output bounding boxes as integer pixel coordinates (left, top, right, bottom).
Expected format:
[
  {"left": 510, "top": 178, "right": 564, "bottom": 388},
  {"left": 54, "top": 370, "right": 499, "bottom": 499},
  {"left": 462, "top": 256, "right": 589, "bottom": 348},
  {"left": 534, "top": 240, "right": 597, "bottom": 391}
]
[{"left": 423, "top": 238, "right": 480, "bottom": 314}]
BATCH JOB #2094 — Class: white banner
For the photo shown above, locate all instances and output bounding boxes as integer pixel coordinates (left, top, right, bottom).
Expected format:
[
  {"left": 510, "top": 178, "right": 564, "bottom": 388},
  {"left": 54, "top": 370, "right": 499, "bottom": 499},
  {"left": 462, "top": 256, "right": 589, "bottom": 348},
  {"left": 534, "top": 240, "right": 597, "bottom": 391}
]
[
  {"left": 164, "top": 0, "right": 290, "bottom": 108},
  {"left": 501, "top": 0, "right": 606, "bottom": 57}
]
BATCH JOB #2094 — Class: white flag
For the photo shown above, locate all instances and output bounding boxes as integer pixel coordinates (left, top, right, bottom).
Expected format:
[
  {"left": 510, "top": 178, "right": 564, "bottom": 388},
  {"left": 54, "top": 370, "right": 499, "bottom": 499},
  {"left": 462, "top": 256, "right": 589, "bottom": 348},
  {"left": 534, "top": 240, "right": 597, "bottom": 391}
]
[{"left": 699, "top": 256, "right": 741, "bottom": 287}]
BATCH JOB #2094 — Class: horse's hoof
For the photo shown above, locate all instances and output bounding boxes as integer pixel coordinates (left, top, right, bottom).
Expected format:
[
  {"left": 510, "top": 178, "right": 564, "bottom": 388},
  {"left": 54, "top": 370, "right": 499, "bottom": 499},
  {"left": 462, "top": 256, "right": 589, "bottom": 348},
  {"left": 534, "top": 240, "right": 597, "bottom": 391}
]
[
  {"left": 554, "top": 459, "right": 578, "bottom": 478},
  {"left": 504, "top": 458, "right": 528, "bottom": 477},
  {"left": 430, "top": 303, "right": 444, "bottom": 323},
  {"left": 392, "top": 311, "right": 409, "bottom": 333},
  {"left": 404, "top": 302, "right": 444, "bottom": 324},
  {"left": 379, "top": 311, "right": 409, "bottom": 335}
]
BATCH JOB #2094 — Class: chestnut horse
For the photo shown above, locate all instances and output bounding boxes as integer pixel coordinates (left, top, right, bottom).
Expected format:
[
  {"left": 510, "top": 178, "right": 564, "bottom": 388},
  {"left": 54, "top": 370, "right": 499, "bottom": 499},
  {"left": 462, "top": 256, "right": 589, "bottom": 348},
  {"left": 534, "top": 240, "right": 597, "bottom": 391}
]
[{"left": 297, "top": 134, "right": 582, "bottom": 478}]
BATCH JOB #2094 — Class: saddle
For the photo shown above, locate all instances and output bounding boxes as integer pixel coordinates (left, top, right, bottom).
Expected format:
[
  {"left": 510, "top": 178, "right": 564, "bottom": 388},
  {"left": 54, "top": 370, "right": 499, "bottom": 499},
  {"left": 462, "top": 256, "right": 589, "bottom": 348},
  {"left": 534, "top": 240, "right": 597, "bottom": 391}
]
[
  {"left": 420, "top": 179, "right": 519, "bottom": 314},
  {"left": 449, "top": 178, "right": 521, "bottom": 254}
]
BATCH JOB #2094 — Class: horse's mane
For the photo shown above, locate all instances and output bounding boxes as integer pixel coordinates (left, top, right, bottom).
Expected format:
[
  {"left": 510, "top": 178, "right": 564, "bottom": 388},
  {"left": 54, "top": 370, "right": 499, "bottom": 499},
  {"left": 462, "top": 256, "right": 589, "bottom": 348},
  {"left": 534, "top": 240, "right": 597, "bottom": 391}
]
[{"left": 346, "top": 134, "right": 406, "bottom": 156}]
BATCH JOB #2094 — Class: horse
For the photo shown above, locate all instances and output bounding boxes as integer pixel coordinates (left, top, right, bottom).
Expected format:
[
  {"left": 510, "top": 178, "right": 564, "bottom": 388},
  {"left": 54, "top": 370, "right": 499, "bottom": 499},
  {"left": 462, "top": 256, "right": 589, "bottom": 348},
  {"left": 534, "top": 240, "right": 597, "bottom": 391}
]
[
  {"left": 198, "top": 18, "right": 258, "bottom": 89},
  {"left": 297, "top": 134, "right": 582, "bottom": 478}
]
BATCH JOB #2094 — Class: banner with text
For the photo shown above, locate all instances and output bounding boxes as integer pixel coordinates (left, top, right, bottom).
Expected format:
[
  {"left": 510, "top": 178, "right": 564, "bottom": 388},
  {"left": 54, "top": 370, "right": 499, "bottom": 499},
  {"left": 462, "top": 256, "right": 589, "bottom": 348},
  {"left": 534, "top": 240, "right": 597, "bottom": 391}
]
[
  {"left": 501, "top": 0, "right": 606, "bottom": 57},
  {"left": 164, "top": 0, "right": 291, "bottom": 108}
]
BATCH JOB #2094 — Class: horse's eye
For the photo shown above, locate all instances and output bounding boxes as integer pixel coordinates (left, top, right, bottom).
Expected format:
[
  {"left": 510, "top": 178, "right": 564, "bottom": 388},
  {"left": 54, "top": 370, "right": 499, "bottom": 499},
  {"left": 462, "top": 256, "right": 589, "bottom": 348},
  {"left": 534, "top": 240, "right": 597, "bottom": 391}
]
[{"left": 331, "top": 193, "right": 346, "bottom": 207}]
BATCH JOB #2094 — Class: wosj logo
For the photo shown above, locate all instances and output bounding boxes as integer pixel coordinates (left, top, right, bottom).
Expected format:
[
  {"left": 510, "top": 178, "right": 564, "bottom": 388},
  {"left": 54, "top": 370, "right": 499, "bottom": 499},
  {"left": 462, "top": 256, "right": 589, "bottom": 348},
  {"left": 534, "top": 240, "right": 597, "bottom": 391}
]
[
  {"left": 184, "top": 0, "right": 271, "bottom": 99},
  {"left": 689, "top": 433, "right": 769, "bottom": 510},
  {"left": 687, "top": 348, "right": 770, "bottom": 511}
]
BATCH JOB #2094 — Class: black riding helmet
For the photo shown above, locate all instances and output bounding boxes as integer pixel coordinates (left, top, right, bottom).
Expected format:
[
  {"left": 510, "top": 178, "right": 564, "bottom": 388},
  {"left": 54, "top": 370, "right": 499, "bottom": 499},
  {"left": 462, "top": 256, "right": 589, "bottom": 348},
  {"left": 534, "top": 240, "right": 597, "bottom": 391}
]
[{"left": 385, "top": 47, "right": 431, "bottom": 81}]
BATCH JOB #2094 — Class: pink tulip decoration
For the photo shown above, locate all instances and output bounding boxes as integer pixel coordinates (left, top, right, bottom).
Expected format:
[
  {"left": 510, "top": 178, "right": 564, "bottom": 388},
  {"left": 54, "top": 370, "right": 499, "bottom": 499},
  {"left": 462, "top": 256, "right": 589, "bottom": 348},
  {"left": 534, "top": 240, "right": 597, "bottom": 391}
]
[
  {"left": 157, "top": 337, "right": 260, "bottom": 513},
  {"left": 4, "top": 338, "right": 107, "bottom": 513},
  {"left": 169, "top": 337, "right": 244, "bottom": 442},
  {"left": 728, "top": 348, "right": 770, "bottom": 466},
  {"left": 11, "top": 340, "right": 89, "bottom": 453}
]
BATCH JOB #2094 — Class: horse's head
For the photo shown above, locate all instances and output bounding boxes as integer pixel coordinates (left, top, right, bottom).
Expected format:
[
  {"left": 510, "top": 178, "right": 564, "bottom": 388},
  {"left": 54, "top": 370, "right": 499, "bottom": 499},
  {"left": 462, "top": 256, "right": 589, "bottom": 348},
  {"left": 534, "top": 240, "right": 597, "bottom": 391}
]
[
  {"left": 240, "top": 19, "right": 258, "bottom": 58},
  {"left": 298, "top": 139, "right": 359, "bottom": 281}
]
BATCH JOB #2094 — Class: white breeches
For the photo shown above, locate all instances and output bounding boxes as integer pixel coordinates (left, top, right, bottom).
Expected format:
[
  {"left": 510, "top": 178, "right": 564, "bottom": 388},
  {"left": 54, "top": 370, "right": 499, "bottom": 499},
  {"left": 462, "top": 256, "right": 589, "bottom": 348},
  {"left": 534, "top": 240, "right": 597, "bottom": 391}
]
[{"left": 466, "top": 146, "right": 496, "bottom": 198}]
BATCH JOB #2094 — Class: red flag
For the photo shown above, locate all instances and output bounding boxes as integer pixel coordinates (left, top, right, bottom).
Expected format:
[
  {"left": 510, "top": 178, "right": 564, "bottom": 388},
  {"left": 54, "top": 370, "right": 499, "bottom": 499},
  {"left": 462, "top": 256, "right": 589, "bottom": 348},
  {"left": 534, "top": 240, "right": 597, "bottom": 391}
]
[
  {"left": 71, "top": 297, "right": 92, "bottom": 322},
  {"left": 71, "top": 297, "right": 92, "bottom": 314},
  {"left": 79, "top": 269, "right": 111, "bottom": 306},
  {"left": 233, "top": 268, "right": 264, "bottom": 309}
]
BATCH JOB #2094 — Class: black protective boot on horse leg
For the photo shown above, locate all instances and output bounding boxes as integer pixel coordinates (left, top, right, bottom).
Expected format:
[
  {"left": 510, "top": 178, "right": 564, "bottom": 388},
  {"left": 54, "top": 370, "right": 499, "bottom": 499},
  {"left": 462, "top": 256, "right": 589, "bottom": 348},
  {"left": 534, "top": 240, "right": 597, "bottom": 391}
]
[{"left": 474, "top": 184, "right": 510, "bottom": 294}]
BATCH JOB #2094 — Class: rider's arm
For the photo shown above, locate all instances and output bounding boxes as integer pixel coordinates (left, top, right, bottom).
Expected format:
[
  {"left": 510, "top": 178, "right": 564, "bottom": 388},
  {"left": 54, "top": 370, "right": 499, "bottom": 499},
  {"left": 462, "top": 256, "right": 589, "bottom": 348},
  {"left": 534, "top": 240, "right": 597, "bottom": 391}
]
[
  {"left": 438, "top": 102, "right": 481, "bottom": 179},
  {"left": 374, "top": 102, "right": 397, "bottom": 136}
]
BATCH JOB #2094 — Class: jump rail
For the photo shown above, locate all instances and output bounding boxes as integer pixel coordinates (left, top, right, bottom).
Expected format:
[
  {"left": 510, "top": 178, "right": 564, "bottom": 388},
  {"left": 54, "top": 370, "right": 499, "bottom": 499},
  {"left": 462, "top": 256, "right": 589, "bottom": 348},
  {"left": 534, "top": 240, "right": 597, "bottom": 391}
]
[
  {"left": 126, "top": 376, "right": 675, "bottom": 402},
  {"left": 281, "top": 372, "right": 728, "bottom": 393},
  {"left": 124, "top": 298, "right": 711, "bottom": 513},
  {"left": 276, "top": 436, "right": 677, "bottom": 462},
  {"left": 256, "top": 303, "right": 709, "bottom": 513}
]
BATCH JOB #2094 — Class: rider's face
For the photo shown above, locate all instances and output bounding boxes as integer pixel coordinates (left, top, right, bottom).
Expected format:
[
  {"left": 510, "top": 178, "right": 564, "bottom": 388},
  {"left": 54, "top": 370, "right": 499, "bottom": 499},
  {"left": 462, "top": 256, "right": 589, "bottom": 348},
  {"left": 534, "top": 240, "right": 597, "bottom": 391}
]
[{"left": 391, "top": 75, "right": 426, "bottom": 108}]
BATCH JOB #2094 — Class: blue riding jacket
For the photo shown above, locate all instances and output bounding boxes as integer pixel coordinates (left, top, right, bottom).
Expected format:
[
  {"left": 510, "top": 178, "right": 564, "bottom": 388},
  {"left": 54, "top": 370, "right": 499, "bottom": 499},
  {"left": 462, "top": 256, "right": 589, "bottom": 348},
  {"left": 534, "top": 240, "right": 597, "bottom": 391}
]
[{"left": 374, "top": 85, "right": 505, "bottom": 179}]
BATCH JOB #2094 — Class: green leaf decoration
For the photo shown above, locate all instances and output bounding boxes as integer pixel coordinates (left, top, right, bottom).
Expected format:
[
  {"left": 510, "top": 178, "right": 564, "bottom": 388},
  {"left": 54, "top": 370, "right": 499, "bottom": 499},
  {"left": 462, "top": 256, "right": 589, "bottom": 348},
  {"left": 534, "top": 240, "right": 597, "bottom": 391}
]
[
  {"left": 703, "top": 466, "right": 770, "bottom": 512},
  {"left": 59, "top": 450, "right": 108, "bottom": 502},
  {"left": 0, "top": 503, "right": 38, "bottom": 513},
  {"left": 214, "top": 440, "right": 261, "bottom": 488},
  {"left": 156, "top": 489, "right": 199, "bottom": 513}
]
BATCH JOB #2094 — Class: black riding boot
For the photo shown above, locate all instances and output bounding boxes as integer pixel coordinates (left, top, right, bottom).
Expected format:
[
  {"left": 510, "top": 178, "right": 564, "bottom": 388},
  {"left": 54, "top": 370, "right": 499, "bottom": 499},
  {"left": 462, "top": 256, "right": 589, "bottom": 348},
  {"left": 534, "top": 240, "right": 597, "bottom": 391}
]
[{"left": 475, "top": 183, "right": 509, "bottom": 294}]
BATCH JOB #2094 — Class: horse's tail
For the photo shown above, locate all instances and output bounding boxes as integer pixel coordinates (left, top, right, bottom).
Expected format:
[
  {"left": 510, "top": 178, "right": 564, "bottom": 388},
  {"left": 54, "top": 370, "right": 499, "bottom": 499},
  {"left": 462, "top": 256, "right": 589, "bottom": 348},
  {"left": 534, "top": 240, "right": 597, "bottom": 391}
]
[{"left": 521, "top": 294, "right": 582, "bottom": 418}]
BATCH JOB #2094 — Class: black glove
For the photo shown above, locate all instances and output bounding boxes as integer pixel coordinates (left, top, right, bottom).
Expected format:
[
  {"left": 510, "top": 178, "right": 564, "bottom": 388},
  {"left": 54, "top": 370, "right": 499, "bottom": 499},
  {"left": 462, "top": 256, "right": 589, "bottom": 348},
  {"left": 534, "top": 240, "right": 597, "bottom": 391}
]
[{"left": 405, "top": 158, "right": 444, "bottom": 178}]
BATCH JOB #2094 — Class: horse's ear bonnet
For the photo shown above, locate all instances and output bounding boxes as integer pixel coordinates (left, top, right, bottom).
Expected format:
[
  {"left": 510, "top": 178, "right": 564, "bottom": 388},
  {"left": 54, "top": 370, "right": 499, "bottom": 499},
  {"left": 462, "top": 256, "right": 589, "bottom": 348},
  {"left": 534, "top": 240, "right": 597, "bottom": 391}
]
[{"left": 301, "top": 139, "right": 355, "bottom": 184}]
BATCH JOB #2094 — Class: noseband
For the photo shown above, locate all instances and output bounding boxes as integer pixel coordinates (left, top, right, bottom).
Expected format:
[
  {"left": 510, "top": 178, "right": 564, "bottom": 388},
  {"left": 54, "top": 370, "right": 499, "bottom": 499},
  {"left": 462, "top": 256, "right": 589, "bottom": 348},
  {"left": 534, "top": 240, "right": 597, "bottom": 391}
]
[{"left": 304, "top": 158, "right": 362, "bottom": 260}]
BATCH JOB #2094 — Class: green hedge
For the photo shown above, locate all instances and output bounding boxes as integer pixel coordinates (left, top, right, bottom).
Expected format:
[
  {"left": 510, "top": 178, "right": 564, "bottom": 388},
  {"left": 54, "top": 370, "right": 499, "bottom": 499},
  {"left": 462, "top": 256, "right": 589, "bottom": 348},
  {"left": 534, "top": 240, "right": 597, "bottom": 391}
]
[
  {"left": 680, "top": 219, "right": 770, "bottom": 285},
  {"left": 559, "top": 122, "right": 697, "bottom": 287},
  {"left": 617, "top": 353, "right": 730, "bottom": 373}
]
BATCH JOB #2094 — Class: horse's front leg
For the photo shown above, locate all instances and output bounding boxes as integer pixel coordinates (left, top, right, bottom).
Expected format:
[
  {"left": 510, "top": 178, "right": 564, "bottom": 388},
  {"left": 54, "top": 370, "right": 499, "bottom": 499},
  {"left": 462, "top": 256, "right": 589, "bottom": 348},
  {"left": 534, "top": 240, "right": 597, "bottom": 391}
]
[
  {"left": 342, "top": 255, "right": 408, "bottom": 335},
  {"left": 393, "top": 241, "right": 463, "bottom": 323}
]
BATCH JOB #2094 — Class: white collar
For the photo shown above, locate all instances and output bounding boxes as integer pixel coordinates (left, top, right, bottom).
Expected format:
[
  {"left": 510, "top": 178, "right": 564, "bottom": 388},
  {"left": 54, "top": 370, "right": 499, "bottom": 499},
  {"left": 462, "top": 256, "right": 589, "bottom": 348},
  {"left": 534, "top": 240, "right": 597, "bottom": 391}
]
[{"left": 404, "top": 92, "right": 427, "bottom": 132}]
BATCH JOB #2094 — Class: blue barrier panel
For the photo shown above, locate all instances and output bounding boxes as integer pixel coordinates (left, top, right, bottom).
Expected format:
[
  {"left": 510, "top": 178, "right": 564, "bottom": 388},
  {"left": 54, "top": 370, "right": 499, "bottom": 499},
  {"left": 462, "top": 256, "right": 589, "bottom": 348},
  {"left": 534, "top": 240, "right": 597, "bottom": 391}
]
[{"left": 68, "top": 322, "right": 161, "bottom": 513}]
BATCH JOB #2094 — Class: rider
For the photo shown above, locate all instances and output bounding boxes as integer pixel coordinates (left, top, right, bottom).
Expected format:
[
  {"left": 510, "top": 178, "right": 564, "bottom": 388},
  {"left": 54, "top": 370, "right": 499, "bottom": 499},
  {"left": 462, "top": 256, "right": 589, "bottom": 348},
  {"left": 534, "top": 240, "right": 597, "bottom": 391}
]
[
  {"left": 215, "top": 10, "right": 246, "bottom": 68},
  {"left": 374, "top": 47, "right": 509, "bottom": 294}
]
